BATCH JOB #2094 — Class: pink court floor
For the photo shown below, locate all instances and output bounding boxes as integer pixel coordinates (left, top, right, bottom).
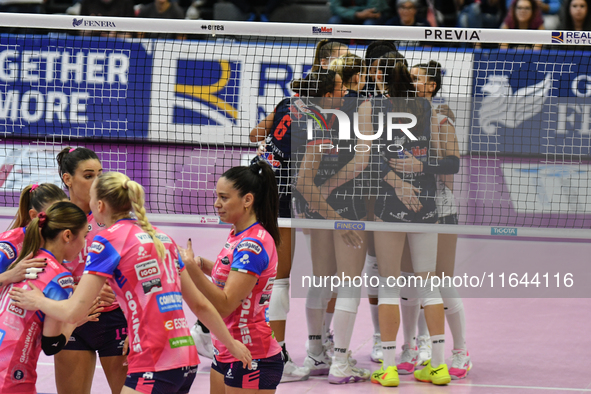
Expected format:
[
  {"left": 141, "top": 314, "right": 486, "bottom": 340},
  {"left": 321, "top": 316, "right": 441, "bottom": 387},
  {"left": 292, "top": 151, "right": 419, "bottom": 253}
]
[{"left": 24, "top": 223, "right": 591, "bottom": 394}]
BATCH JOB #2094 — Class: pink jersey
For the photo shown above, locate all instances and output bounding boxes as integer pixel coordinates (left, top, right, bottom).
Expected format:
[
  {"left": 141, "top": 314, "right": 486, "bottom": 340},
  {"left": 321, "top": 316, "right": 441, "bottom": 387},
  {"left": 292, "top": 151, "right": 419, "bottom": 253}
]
[
  {"left": 210, "top": 222, "right": 280, "bottom": 363},
  {"left": 0, "top": 249, "right": 74, "bottom": 393},
  {"left": 0, "top": 227, "right": 25, "bottom": 273},
  {"left": 84, "top": 219, "right": 199, "bottom": 373}
]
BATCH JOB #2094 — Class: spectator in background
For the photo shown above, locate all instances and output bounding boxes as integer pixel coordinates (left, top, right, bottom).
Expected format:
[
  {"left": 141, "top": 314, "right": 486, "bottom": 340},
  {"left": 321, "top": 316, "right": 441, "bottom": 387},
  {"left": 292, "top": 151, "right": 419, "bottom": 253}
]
[
  {"left": 386, "top": 0, "right": 430, "bottom": 26},
  {"left": 559, "top": 0, "right": 591, "bottom": 30},
  {"left": 80, "top": 0, "right": 135, "bottom": 37},
  {"left": 506, "top": 0, "right": 561, "bottom": 29},
  {"left": 138, "top": 0, "right": 184, "bottom": 38},
  {"left": 458, "top": 0, "right": 505, "bottom": 28},
  {"left": 329, "top": 0, "right": 390, "bottom": 25},
  {"left": 227, "top": 0, "right": 283, "bottom": 22},
  {"left": 500, "top": 0, "right": 544, "bottom": 49}
]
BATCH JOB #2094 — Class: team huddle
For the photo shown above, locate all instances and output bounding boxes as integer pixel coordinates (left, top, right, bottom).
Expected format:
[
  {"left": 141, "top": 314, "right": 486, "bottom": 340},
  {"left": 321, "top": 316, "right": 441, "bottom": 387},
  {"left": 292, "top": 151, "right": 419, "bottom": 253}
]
[{"left": 0, "top": 39, "right": 467, "bottom": 394}]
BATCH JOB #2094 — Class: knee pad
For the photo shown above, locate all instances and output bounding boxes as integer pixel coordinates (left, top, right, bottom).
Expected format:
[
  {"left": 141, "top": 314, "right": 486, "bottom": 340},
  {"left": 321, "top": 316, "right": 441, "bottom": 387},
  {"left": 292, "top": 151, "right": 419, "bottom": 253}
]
[
  {"left": 417, "top": 277, "right": 443, "bottom": 307},
  {"left": 269, "top": 278, "right": 290, "bottom": 321},
  {"left": 377, "top": 275, "right": 400, "bottom": 306},
  {"left": 440, "top": 282, "right": 464, "bottom": 315},
  {"left": 305, "top": 276, "right": 331, "bottom": 310},
  {"left": 335, "top": 285, "right": 362, "bottom": 313},
  {"left": 364, "top": 254, "right": 379, "bottom": 297},
  {"left": 399, "top": 272, "right": 419, "bottom": 303},
  {"left": 407, "top": 233, "right": 437, "bottom": 273}
]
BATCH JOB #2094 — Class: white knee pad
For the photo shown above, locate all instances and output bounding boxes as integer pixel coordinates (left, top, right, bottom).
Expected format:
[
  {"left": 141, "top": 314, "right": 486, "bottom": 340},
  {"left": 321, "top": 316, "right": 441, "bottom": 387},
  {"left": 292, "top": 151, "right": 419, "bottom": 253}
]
[
  {"left": 417, "top": 277, "right": 443, "bottom": 307},
  {"left": 269, "top": 278, "right": 290, "bottom": 321},
  {"left": 440, "top": 282, "right": 463, "bottom": 315},
  {"left": 377, "top": 275, "right": 400, "bottom": 306},
  {"left": 305, "top": 276, "right": 331, "bottom": 310},
  {"left": 407, "top": 233, "right": 437, "bottom": 273},
  {"left": 400, "top": 272, "right": 419, "bottom": 303},
  {"left": 364, "top": 254, "right": 379, "bottom": 297},
  {"left": 335, "top": 285, "right": 362, "bottom": 313}
]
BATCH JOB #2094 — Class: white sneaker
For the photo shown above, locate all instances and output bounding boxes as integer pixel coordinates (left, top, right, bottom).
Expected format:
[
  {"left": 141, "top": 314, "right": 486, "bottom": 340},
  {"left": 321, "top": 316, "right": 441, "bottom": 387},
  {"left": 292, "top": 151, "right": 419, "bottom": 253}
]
[
  {"left": 328, "top": 353, "right": 370, "bottom": 384},
  {"left": 449, "top": 349, "right": 472, "bottom": 380},
  {"left": 397, "top": 344, "right": 419, "bottom": 374},
  {"left": 190, "top": 322, "right": 213, "bottom": 359},
  {"left": 303, "top": 349, "right": 331, "bottom": 376},
  {"left": 416, "top": 335, "right": 432, "bottom": 366},
  {"left": 281, "top": 357, "right": 310, "bottom": 383},
  {"left": 370, "top": 333, "right": 383, "bottom": 363},
  {"left": 323, "top": 329, "right": 334, "bottom": 358}
]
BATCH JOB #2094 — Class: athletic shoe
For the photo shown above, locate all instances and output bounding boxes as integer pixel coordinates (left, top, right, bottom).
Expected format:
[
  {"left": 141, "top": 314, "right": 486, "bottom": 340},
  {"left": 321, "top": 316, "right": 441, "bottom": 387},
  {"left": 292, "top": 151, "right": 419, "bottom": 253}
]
[
  {"left": 416, "top": 335, "right": 432, "bottom": 366},
  {"left": 303, "top": 349, "right": 331, "bottom": 376},
  {"left": 323, "top": 329, "right": 334, "bottom": 358},
  {"left": 397, "top": 344, "right": 419, "bottom": 374},
  {"left": 370, "top": 333, "right": 383, "bottom": 363},
  {"left": 281, "top": 357, "right": 310, "bottom": 383},
  {"left": 414, "top": 360, "right": 451, "bottom": 385},
  {"left": 190, "top": 322, "right": 213, "bottom": 359},
  {"left": 328, "top": 354, "right": 370, "bottom": 384},
  {"left": 449, "top": 349, "right": 472, "bottom": 380},
  {"left": 370, "top": 364, "right": 400, "bottom": 387}
]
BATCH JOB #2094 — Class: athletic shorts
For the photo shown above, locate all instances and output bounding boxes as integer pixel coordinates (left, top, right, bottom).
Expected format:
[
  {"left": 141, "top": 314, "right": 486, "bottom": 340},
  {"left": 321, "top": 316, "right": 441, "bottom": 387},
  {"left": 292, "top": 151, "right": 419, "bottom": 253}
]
[
  {"left": 125, "top": 365, "right": 198, "bottom": 394},
  {"left": 211, "top": 352, "right": 283, "bottom": 390},
  {"left": 63, "top": 307, "right": 127, "bottom": 357},
  {"left": 438, "top": 213, "right": 458, "bottom": 225},
  {"left": 279, "top": 193, "right": 292, "bottom": 219},
  {"left": 375, "top": 180, "right": 438, "bottom": 224},
  {"left": 293, "top": 189, "right": 366, "bottom": 221}
]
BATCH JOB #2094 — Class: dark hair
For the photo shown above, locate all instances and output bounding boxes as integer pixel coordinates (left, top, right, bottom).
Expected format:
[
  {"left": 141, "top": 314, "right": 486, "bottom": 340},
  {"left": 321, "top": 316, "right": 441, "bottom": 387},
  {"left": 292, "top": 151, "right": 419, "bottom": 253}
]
[
  {"left": 11, "top": 201, "right": 87, "bottom": 268},
  {"left": 329, "top": 53, "right": 366, "bottom": 85},
  {"left": 291, "top": 70, "right": 338, "bottom": 98},
  {"left": 413, "top": 60, "right": 443, "bottom": 97},
  {"left": 377, "top": 52, "right": 409, "bottom": 84},
  {"left": 311, "top": 40, "right": 348, "bottom": 73},
  {"left": 221, "top": 161, "right": 280, "bottom": 248},
  {"left": 56, "top": 146, "right": 100, "bottom": 189},
  {"left": 365, "top": 41, "right": 398, "bottom": 67},
  {"left": 10, "top": 184, "right": 68, "bottom": 230},
  {"left": 559, "top": 0, "right": 591, "bottom": 30},
  {"left": 510, "top": 0, "right": 539, "bottom": 28}
]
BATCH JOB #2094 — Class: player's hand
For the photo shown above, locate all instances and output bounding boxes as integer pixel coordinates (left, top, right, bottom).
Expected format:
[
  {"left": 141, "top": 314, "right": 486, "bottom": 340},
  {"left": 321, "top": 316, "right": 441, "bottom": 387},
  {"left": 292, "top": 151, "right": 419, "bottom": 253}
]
[
  {"left": 9, "top": 282, "right": 44, "bottom": 310},
  {"left": 435, "top": 104, "right": 456, "bottom": 123},
  {"left": 77, "top": 297, "right": 103, "bottom": 326},
  {"left": 256, "top": 142, "right": 266, "bottom": 156},
  {"left": 98, "top": 283, "right": 116, "bottom": 307},
  {"left": 394, "top": 180, "right": 422, "bottom": 212},
  {"left": 336, "top": 229, "right": 364, "bottom": 249},
  {"left": 228, "top": 339, "right": 252, "bottom": 370},
  {"left": 178, "top": 239, "right": 196, "bottom": 264},
  {"left": 7, "top": 253, "right": 47, "bottom": 283},
  {"left": 122, "top": 336, "right": 129, "bottom": 366},
  {"left": 389, "top": 151, "right": 424, "bottom": 174}
]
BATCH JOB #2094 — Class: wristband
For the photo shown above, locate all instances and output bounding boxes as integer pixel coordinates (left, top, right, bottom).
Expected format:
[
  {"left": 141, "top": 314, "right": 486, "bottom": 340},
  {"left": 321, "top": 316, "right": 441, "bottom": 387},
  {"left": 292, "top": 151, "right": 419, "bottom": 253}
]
[{"left": 423, "top": 155, "right": 460, "bottom": 175}]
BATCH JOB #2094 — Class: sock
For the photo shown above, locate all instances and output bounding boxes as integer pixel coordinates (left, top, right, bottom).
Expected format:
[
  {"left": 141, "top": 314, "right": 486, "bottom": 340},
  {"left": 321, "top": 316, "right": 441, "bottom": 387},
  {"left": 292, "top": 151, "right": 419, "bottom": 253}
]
[
  {"left": 333, "top": 310, "right": 356, "bottom": 363},
  {"left": 198, "top": 320, "right": 210, "bottom": 334},
  {"left": 369, "top": 304, "right": 380, "bottom": 335},
  {"left": 306, "top": 308, "right": 324, "bottom": 355},
  {"left": 381, "top": 340, "right": 397, "bottom": 369},
  {"left": 418, "top": 309, "right": 429, "bottom": 337},
  {"left": 431, "top": 334, "right": 445, "bottom": 367},
  {"left": 324, "top": 312, "right": 334, "bottom": 331},
  {"left": 401, "top": 300, "right": 419, "bottom": 348},
  {"left": 446, "top": 310, "right": 466, "bottom": 350}
]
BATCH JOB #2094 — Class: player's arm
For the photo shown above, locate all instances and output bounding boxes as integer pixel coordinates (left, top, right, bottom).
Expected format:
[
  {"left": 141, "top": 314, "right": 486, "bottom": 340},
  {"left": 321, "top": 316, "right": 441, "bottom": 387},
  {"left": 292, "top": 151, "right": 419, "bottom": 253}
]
[
  {"left": 249, "top": 112, "right": 275, "bottom": 143},
  {"left": 0, "top": 253, "right": 47, "bottom": 288}
]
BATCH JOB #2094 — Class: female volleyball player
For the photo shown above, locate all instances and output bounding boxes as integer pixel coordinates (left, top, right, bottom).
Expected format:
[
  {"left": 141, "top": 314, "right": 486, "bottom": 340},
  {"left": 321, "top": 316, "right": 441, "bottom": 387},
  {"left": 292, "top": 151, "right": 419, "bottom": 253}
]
[
  {"left": 55, "top": 146, "right": 129, "bottom": 394},
  {"left": 180, "top": 161, "right": 284, "bottom": 393},
  {"left": 0, "top": 184, "right": 67, "bottom": 285},
  {"left": 390, "top": 60, "right": 470, "bottom": 379},
  {"left": 310, "top": 39, "right": 349, "bottom": 73},
  {"left": 10, "top": 171, "right": 252, "bottom": 394},
  {"left": 368, "top": 58, "right": 451, "bottom": 387},
  {"left": 0, "top": 201, "right": 100, "bottom": 393}
]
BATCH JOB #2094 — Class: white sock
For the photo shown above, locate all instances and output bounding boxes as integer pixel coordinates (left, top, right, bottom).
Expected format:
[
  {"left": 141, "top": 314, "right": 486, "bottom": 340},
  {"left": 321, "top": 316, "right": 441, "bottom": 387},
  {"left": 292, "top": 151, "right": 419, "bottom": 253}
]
[
  {"left": 431, "top": 334, "right": 445, "bottom": 367},
  {"left": 369, "top": 304, "right": 380, "bottom": 335},
  {"left": 381, "top": 340, "right": 397, "bottom": 369},
  {"left": 325, "top": 311, "right": 334, "bottom": 331},
  {"left": 306, "top": 308, "right": 324, "bottom": 355},
  {"left": 446, "top": 310, "right": 466, "bottom": 350},
  {"left": 333, "top": 310, "right": 356, "bottom": 363},
  {"left": 418, "top": 308, "right": 429, "bottom": 337}
]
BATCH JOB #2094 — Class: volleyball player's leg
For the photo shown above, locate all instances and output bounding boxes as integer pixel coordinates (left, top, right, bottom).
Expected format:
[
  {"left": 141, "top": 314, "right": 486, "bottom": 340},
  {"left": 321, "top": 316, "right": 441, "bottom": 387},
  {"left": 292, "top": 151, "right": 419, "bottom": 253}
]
[
  {"left": 398, "top": 236, "right": 421, "bottom": 374},
  {"left": 210, "top": 367, "right": 226, "bottom": 394},
  {"left": 99, "top": 355, "right": 129, "bottom": 393},
  {"left": 437, "top": 232, "right": 471, "bottom": 379},
  {"left": 364, "top": 230, "right": 382, "bottom": 363},
  {"left": 121, "top": 386, "right": 143, "bottom": 394},
  {"left": 54, "top": 350, "right": 96, "bottom": 394},
  {"left": 304, "top": 229, "right": 335, "bottom": 375},
  {"left": 328, "top": 228, "right": 370, "bottom": 384}
]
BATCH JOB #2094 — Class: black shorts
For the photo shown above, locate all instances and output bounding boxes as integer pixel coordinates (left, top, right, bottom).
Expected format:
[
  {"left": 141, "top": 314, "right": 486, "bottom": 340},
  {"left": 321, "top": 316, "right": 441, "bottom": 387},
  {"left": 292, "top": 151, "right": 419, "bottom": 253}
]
[
  {"left": 375, "top": 181, "right": 438, "bottom": 224},
  {"left": 279, "top": 193, "right": 292, "bottom": 219},
  {"left": 63, "top": 307, "right": 127, "bottom": 357},
  {"left": 438, "top": 213, "right": 458, "bottom": 225},
  {"left": 125, "top": 365, "right": 198, "bottom": 394},
  {"left": 211, "top": 352, "right": 283, "bottom": 390},
  {"left": 293, "top": 189, "right": 366, "bottom": 221}
]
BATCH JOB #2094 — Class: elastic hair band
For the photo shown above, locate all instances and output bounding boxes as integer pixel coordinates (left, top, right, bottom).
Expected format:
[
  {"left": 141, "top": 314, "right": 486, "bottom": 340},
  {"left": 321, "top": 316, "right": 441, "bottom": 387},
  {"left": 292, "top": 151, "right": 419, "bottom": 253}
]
[
  {"left": 69, "top": 148, "right": 76, "bottom": 153},
  {"left": 123, "top": 179, "right": 130, "bottom": 190},
  {"left": 38, "top": 212, "right": 47, "bottom": 228},
  {"left": 30, "top": 184, "right": 39, "bottom": 192}
]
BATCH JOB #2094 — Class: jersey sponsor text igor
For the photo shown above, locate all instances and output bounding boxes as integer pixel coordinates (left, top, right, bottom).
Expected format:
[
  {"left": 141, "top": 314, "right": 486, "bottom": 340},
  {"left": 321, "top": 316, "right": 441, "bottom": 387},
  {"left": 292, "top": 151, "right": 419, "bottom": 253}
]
[
  {"left": 135, "top": 259, "right": 160, "bottom": 280},
  {"left": 156, "top": 292, "right": 183, "bottom": 313}
]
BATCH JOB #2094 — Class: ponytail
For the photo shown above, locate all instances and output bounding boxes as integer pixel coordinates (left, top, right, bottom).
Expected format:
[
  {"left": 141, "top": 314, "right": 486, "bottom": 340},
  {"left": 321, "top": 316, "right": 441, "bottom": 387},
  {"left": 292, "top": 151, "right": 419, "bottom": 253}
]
[
  {"left": 221, "top": 161, "right": 280, "bottom": 248},
  {"left": 10, "top": 183, "right": 68, "bottom": 230}
]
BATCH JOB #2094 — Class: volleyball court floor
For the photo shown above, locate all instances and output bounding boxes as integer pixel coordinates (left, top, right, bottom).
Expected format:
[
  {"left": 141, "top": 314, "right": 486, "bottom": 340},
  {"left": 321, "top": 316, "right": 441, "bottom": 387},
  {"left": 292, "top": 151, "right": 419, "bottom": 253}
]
[{"left": 33, "top": 225, "right": 591, "bottom": 394}]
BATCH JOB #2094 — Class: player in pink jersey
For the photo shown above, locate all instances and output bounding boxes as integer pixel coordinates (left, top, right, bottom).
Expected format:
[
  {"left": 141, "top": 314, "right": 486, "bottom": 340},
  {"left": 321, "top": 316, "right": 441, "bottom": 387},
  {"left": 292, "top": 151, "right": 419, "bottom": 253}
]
[
  {"left": 11, "top": 171, "right": 251, "bottom": 394},
  {"left": 0, "top": 184, "right": 67, "bottom": 287},
  {"left": 181, "top": 161, "right": 284, "bottom": 393},
  {"left": 56, "top": 146, "right": 128, "bottom": 394},
  {"left": 1, "top": 201, "right": 101, "bottom": 394}
]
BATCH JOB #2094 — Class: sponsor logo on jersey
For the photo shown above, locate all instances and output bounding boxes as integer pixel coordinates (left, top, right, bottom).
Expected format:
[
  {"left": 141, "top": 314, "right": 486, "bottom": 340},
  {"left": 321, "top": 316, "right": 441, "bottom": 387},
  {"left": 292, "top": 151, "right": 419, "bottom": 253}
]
[
  {"left": 108, "top": 223, "right": 124, "bottom": 233},
  {"left": 12, "top": 367, "right": 25, "bottom": 381},
  {"left": 156, "top": 292, "right": 183, "bottom": 313},
  {"left": 135, "top": 259, "right": 160, "bottom": 280},
  {"left": 221, "top": 256, "right": 230, "bottom": 265},
  {"left": 143, "top": 372, "right": 153, "bottom": 380},
  {"left": 259, "top": 293, "right": 270, "bottom": 305},
  {"left": 224, "top": 242, "right": 231, "bottom": 249},
  {"left": 0, "top": 243, "right": 15, "bottom": 259},
  {"left": 136, "top": 233, "right": 154, "bottom": 244},
  {"left": 226, "top": 368, "right": 233, "bottom": 379},
  {"left": 164, "top": 317, "right": 188, "bottom": 331},
  {"left": 89, "top": 241, "right": 105, "bottom": 254},
  {"left": 237, "top": 241, "right": 262, "bottom": 255},
  {"left": 8, "top": 303, "right": 25, "bottom": 318},
  {"left": 137, "top": 246, "right": 148, "bottom": 259},
  {"left": 88, "top": 224, "right": 92, "bottom": 232},
  {"left": 142, "top": 278, "right": 162, "bottom": 295},
  {"left": 238, "top": 254, "right": 250, "bottom": 265},
  {"left": 155, "top": 233, "right": 172, "bottom": 244},
  {"left": 58, "top": 276, "right": 74, "bottom": 288},
  {"left": 125, "top": 291, "right": 143, "bottom": 352},
  {"left": 169, "top": 335, "right": 195, "bottom": 348}
]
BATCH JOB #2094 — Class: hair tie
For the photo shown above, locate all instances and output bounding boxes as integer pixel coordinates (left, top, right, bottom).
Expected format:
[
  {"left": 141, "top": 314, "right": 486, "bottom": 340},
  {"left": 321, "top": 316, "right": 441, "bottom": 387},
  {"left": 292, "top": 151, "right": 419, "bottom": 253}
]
[
  {"left": 38, "top": 212, "right": 47, "bottom": 228},
  {"left": 123, "top": 179, "right": 130, "bottom": 190},
  {"left": 30, "top": 184, "right": 39, "bottom": 193},
  {"left": 69, "top": 147, "right": 76, "bottom": 153},
  {"left": 250, "top": 163, "right": 263, "bottom": 175}
]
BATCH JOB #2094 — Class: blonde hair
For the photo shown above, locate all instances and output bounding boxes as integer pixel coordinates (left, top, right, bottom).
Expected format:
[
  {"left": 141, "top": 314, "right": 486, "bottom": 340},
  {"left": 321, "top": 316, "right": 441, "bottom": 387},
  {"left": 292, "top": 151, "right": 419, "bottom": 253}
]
[
  {"left": 329, "top": 53, "right": 366, "bottom": 86},
  {"left": 310, "top": 39, "right": 348, "bottom": 73},
  {"left": 94, "top": 172, "right": 165, "bottom": 261}
]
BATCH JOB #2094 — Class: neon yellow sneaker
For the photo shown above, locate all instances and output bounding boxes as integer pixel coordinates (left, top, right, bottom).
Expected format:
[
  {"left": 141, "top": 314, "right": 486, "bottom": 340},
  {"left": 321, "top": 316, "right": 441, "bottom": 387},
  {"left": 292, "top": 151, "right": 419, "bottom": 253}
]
[
  {"left": 414, "top": 361, "right": 451, "bottom": 385},
  {"left": 370, "top": 365, "right": 399, "bottom": 387}
]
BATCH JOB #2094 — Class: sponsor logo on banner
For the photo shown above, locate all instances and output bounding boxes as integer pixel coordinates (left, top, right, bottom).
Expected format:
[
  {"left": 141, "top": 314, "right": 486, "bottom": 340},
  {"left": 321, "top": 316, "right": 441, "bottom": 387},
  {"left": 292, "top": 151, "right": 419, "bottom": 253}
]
[
  {"left": 135, "top": 259, "right": 160, "bottom": 279},
  {"left": 142, "top": 278, "right": 162, "bottom": 294},
  {"left": 334, "top": 221, "right": 365, "bottom": 230},
  {"left": 491, "top": 227, "right": 518, "bottom": 236},
  {"left": 312, "top": 26, "right": 333, "bottom": 35},
  {"left": 136, "top": 233, "right": 154, "bottom": 244},
  {"left": 58, "top": 276, "right": 74, "bottom": 288},
  {"left": 553, "top": 31, "right": 591, "bottom": 44},
  {"left": 89, "top": 242, "right": 105, "bottom": 254},
  {"left": 425, "top": 29, "right": 480, "bottom": 41},
  {"left": 8, "top": 303, "right": 25, "bottom": 318},
  {"left": 156, "top": 292, "right": 183, "bottom": 313},
  {"left": 0, "top": 243, "right": 15, "bottom": 259},
  {"left": 72, "top": 18, "right": 116, "bottom": 28},
  {"left": 169, "top": 335, "right": 195, "bottom": 348},
  {"left": 551, "top": 31, "right": 564, "bottom": 43},
  {"left": 237, "top": 241, "right": 262, "bottom": 255}
]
